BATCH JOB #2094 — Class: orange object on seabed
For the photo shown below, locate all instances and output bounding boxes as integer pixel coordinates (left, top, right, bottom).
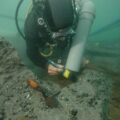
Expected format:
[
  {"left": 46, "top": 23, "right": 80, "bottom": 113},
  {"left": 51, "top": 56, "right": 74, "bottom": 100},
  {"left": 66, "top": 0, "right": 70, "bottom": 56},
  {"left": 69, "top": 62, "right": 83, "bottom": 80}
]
[
  {"left": 27, "top": 79, "right": 40, "bottom": 89},
  {"left": 27, "top": 79, "right": 60, "bottom": 108}
]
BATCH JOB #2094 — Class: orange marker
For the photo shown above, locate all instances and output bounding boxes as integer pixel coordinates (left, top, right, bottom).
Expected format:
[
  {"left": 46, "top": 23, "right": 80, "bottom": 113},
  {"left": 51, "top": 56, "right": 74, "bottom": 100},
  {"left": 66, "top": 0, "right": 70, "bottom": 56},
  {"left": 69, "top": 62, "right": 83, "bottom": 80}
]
[{"left": 27, "top": 79, "right": 39, "bottom": 89}]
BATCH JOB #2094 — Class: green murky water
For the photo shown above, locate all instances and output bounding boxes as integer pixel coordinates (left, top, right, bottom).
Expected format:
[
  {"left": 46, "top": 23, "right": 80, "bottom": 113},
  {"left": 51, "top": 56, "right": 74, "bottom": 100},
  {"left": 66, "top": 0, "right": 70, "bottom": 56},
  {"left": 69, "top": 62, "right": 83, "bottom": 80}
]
[
  {"left": 88, "top": 22, "right": 120, "bottom": 120},
  {"left": 0, "top": 0, "right": 120, "bottom": 120}
]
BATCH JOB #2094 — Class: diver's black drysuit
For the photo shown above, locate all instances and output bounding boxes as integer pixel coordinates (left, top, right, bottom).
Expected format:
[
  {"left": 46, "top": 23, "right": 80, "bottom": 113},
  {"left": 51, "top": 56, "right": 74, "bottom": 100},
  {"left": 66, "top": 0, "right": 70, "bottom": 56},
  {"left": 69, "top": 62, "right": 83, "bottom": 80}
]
[
  {"left": 25, "top": 8, "right": 48, "bottom": 69},
  {"left": 24, "top": 0, "right": 95, "bottom": 70}
]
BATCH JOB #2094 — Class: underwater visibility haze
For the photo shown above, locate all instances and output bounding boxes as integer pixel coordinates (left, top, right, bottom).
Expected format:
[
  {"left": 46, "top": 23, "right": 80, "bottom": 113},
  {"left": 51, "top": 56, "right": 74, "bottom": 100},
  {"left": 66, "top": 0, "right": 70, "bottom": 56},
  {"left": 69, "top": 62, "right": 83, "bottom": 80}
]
[{"left": 0, "top": 0, "right": 120, "bottom": 120}]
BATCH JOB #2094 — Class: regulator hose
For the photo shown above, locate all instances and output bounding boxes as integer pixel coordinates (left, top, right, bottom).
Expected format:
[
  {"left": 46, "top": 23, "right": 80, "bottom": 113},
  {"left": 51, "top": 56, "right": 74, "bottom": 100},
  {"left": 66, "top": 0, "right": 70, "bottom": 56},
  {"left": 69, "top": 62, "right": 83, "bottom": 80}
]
[{"left": 15, "top": 0, "right": 26, "bottom": 40}]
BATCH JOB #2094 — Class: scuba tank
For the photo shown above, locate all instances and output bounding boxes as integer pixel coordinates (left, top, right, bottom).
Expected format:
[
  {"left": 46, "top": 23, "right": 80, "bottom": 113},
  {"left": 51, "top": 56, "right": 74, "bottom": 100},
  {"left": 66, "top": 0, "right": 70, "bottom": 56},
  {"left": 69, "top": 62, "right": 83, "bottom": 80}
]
[{"left": 34, "top": 0, "right": 76, "bottom": 63}]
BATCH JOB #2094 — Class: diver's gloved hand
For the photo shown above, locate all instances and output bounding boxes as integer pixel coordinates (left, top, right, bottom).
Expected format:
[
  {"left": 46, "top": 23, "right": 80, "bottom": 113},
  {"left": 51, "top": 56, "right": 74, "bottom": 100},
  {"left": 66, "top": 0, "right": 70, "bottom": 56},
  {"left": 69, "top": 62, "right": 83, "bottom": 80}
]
[
  {"left": 63, "top": 69, "right": 78, "bottom": 81},
  {"left": 47, "top": 60, "right": 64, "bottom": 76}
]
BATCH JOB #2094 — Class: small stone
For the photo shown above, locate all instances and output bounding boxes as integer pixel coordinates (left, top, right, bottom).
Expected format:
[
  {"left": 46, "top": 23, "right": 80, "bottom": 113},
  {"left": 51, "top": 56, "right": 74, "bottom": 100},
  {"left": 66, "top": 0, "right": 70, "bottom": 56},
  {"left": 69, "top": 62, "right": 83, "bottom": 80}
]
[
  {"left": 65, "top": 98, "right": 69, "bottom": 101},
  {"left": 26, "top": 94, "right": 30, "bottom": 99},
  {"left": 70, "top": 109, "right": 78, "bottom": 116}
]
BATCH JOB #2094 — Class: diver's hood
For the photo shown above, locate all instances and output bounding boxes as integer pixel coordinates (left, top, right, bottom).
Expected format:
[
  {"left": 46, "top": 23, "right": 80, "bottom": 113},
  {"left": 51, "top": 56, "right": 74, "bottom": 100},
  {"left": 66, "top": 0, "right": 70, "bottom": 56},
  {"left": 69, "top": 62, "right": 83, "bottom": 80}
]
[{"left": 45, "top": 0, "right": 74, "bottom": 31}]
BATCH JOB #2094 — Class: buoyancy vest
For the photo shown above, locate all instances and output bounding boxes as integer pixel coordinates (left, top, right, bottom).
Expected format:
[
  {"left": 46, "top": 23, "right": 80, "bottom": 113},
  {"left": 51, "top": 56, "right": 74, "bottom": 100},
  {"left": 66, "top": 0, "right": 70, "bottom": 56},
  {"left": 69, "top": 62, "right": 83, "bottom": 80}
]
[{"left": 32, "top": 0, "right": 78, "bottom": 60}]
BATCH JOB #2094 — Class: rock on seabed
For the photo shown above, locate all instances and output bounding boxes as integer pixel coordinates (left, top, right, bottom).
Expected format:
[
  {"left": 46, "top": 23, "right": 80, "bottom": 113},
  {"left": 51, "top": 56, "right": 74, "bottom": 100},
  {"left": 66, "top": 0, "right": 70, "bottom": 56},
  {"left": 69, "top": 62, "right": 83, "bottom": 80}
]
[{"left": 0, "top": 38, "right": 112, "bottom": 120}]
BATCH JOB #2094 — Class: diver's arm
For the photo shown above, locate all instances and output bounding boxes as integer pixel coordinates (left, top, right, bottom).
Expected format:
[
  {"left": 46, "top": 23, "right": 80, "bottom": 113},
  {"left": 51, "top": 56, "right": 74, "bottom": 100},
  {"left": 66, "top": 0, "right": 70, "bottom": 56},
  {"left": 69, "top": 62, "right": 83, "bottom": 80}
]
[{"left": 65, "top": 0, "right": 96, "bottom": 73}]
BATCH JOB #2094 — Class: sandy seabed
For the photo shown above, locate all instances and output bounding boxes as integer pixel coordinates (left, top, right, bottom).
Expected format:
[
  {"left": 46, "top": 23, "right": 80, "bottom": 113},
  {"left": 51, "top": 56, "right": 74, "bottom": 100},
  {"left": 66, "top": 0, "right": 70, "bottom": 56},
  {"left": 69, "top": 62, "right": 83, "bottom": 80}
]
[{"left": 0, "top": 37, "right": 112, "bottom": 120}]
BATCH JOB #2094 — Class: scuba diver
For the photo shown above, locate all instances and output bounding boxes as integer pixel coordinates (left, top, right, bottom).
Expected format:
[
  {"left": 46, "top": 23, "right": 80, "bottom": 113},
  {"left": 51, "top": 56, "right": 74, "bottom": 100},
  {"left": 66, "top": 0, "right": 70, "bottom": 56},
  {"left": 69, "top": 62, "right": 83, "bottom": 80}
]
[{"left": 16, "top": 0, "right": 95, "bottom": 79}]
